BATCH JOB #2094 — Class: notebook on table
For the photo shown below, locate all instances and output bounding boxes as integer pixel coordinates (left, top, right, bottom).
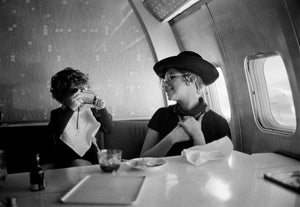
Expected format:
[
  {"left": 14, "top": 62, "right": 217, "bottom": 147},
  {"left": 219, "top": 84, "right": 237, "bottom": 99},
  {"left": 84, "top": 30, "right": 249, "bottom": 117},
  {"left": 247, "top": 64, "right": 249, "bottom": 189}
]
[
  {"left": 61, "top": 174, "right": 145, "bottom": 205},
  {"left": 264, "top": 170, "right": 300, "bottom": 194}
]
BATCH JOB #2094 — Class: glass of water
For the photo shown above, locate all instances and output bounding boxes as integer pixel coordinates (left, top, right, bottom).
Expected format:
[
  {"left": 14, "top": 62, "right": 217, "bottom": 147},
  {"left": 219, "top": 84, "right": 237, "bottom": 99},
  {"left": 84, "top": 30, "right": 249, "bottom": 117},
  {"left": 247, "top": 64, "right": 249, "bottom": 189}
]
[{"left": 0, "top": 150, "right": 7, "bottom": 187}]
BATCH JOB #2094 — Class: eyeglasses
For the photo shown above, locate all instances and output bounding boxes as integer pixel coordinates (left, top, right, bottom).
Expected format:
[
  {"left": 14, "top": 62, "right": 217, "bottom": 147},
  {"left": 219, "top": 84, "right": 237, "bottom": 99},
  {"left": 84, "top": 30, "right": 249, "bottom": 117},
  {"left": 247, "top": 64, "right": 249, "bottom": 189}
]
[{"left": 161, "top": 73, "right": 187, "bottom": 82}]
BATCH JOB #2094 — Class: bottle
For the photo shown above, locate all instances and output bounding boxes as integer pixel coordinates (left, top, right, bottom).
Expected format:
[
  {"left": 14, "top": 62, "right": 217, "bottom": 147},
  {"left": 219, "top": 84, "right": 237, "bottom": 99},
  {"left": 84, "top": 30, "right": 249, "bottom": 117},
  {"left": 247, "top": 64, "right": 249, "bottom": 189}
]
[{"left": 29, "top": 153, "right": 45, "bottom": 191}]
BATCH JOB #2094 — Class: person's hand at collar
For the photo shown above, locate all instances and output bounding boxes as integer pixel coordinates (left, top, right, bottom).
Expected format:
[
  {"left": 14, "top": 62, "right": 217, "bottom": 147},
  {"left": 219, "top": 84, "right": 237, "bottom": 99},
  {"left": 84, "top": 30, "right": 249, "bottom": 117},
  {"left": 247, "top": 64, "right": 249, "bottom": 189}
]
[
  {"left": 166, "top": 125, "right": 190, "bottom": 145},
  {"left": 179, "top": 115, "right": 206, "bottom": 145}
]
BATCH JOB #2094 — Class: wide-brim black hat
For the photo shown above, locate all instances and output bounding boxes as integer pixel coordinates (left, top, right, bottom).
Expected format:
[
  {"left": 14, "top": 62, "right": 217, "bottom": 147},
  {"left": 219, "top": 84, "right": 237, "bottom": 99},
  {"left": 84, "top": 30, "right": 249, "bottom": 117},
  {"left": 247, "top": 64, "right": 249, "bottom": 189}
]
[{"left": 153, "top": 51, "right": 219, "bottom": 85}]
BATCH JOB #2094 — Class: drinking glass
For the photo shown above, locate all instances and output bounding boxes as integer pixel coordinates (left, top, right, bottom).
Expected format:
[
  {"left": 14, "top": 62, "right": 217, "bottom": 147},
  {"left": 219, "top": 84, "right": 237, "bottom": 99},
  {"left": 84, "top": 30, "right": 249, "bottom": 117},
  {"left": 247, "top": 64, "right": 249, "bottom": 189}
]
[
  {"left": 0, "top": 150, "right": 7, "bottom": 187},
  {"left": 98, "top": 149, "right": 122, "bottom": 173}
]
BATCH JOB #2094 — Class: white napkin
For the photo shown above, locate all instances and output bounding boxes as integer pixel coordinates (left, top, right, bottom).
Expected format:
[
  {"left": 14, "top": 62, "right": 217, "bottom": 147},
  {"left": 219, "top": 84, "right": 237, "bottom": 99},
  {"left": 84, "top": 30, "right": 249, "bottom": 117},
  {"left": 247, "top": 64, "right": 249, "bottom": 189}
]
[
  {"left": 181, "top": 136, "right": 233, "bottom": 166},
  {"left": 60, "top": 108, "right": 100, "bottom": 157}
]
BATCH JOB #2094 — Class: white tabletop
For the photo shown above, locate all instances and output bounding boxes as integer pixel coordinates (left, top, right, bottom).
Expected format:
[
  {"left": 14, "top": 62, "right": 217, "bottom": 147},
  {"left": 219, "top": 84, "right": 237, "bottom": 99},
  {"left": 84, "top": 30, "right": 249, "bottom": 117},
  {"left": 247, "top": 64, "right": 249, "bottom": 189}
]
[{"left": 0, "top": 151, "right": 299, "bottom": 207}]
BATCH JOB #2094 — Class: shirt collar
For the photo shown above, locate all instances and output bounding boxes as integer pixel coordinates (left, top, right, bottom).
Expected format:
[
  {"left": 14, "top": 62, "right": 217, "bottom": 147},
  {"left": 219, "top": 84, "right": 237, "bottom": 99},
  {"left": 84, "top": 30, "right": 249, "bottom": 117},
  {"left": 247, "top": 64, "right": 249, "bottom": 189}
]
[{"left": 174, "top": 97, "right": 208, "bottom": 119}]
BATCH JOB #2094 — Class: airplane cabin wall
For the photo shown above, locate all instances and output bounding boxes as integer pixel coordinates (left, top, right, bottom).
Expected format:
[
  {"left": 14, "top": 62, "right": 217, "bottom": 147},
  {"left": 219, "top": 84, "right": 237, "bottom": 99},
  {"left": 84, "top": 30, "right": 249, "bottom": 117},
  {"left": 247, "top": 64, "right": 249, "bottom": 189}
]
[
  {"left": 133, "top": 0, "right": 300, "bottom": 154},
  {"left": 207, "top": 0, "right": 300, "bottom": 154},
  {"left": 130, "top": 0, "right": 180, "bottom": 61}
]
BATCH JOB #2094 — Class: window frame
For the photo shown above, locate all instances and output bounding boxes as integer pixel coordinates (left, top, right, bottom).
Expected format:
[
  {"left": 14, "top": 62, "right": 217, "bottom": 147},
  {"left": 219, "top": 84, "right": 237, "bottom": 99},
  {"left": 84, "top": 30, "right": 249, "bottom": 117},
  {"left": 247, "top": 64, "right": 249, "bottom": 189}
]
[{"left": 245, "top": 52, "right": 296, "bottom": 135}]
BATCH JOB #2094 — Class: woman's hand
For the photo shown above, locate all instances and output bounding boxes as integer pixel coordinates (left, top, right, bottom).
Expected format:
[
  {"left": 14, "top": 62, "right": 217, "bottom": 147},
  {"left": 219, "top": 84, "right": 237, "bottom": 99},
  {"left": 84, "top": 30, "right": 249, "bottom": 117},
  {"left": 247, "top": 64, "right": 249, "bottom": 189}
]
[
  {"left": 167, "top": 125, "right": 190, "bottom": 145},
  {"left": 179, "top": 115, "right": 206, "bottom": 145},
  {"left": 93, "top": 96, "right": 106, "bottom": 110}
]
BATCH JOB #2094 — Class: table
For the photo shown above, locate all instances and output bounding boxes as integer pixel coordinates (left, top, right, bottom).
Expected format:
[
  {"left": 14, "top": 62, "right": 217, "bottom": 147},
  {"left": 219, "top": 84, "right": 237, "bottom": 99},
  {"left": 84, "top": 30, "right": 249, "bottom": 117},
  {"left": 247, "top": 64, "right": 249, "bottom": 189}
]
[{"left": 0, "top": 151, "right": 299, "bottom": 207}]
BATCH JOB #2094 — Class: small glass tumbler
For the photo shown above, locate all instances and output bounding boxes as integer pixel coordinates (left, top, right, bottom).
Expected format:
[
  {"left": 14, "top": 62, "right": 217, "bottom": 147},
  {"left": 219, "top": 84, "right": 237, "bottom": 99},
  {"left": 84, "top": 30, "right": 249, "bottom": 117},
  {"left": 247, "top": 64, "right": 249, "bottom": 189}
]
[
  {"left": 0, "top": 150, "right": 7, "bottom": 187},
  {"left": 98, "top": 149, "right": 122, "bottom": 173}
]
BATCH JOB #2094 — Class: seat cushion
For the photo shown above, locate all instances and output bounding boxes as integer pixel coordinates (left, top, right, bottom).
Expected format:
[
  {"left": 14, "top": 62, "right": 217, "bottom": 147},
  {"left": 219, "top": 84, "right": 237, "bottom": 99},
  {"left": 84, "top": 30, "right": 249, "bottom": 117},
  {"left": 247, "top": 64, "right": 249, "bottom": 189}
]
[{"left": 103, "top": 120, "right": 148, "bottom": 159}]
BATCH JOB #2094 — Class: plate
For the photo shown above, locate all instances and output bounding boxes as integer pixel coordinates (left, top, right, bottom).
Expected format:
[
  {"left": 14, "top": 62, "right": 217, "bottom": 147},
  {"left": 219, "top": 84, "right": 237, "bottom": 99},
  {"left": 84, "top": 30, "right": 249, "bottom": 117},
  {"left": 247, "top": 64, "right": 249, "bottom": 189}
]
[
  {"left": 126, "top": 157, "right": 168, "bottom": 170},
  {"left": 61, "top": 174, "right": 145, "bottom": 205}
]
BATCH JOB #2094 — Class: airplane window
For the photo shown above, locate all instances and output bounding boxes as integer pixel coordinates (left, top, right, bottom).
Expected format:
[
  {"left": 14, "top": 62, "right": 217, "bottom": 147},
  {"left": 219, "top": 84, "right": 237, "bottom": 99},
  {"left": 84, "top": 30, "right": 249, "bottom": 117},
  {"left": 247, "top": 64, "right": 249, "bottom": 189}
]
[
  {"left": 263, "top": 56, "right": 296, "bottom": 128},
  {"left": 246, "top": 54, "right": 296, "bottom": 134},
  {"left": 215, "top": 67, "right": 231, "bottom": 120},
  {"left": 205, "top": 67, "right": 231, "bottom": 121}
]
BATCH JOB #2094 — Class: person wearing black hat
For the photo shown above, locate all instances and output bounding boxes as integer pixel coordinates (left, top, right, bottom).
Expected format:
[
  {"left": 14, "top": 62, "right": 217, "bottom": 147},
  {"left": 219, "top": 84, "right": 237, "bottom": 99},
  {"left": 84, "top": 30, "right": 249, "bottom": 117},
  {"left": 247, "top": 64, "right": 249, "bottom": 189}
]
[{"left": 140, "top": 51, "right": 231, "bottom": 157}]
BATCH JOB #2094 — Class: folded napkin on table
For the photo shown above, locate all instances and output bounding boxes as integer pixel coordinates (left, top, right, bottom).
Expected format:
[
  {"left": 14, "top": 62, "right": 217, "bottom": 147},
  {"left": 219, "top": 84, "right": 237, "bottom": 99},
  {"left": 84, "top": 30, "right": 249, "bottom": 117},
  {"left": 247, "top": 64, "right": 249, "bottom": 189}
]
[{"left": 181, "top": 136, "right": 233, "bottom": 166}]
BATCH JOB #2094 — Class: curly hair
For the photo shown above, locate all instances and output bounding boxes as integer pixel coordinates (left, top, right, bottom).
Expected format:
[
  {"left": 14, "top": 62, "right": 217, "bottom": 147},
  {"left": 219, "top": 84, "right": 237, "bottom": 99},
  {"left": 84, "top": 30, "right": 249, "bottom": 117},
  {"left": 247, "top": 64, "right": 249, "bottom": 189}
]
[{"left": 50, "top": 67, "right": 89, "bottom": 103}]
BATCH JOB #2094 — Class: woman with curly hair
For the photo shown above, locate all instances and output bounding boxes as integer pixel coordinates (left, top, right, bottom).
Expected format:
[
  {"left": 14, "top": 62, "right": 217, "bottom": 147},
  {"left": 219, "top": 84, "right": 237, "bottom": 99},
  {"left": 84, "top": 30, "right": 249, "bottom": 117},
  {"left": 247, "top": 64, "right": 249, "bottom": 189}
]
[{"left": 48, "top": 67, "right": 113, "bottom": 168}]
